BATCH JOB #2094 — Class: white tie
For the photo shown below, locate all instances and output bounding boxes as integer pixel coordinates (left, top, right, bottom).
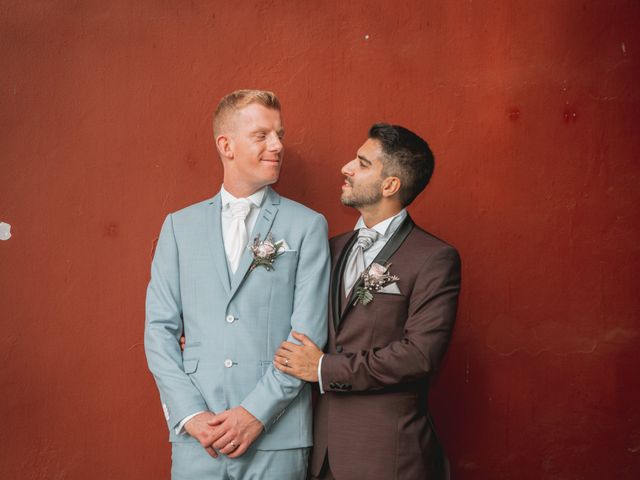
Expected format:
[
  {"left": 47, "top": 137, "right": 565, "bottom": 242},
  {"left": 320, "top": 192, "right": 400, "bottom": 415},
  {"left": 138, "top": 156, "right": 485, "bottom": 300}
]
[
  {"left": 227, "top": 198, "right": 252, "bottom": 273},
  {"left": 343, "top": 228, "right": 379, "bottom": 296}
]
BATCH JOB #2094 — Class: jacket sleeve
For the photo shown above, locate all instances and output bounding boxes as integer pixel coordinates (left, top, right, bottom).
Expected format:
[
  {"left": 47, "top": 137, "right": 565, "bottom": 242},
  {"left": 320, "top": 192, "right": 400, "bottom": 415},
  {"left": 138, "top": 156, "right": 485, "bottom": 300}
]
[
  {"left": 240, "top": 214, "right": 330, "bottom": 429},
  {"left": 320, "top": 246, "right": 461, "bottom": 392},
  {"left": 144, "top": 214, "right": 209, "bottom": 431}
]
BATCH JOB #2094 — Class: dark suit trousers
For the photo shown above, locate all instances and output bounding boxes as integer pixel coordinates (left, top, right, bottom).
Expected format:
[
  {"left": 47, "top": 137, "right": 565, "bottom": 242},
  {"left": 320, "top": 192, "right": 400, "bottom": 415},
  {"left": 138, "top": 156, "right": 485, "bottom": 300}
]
[{"left": 309, "top": 454, "right": 335, "bottom": 480}]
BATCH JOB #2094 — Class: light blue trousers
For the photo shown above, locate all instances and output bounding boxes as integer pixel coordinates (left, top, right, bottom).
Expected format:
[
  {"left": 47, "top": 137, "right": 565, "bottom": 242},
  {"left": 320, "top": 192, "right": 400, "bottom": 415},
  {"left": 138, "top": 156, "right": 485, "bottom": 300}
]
[{"left": 171, "top": 443, "right": 309, "bottom": 480}]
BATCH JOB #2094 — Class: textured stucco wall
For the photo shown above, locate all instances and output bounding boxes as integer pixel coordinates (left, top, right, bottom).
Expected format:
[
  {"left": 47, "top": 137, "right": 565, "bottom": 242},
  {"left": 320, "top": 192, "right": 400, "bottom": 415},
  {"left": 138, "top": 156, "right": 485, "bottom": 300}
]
[{"left": 1, "top": 1, "right": 638, "bottom": 478}]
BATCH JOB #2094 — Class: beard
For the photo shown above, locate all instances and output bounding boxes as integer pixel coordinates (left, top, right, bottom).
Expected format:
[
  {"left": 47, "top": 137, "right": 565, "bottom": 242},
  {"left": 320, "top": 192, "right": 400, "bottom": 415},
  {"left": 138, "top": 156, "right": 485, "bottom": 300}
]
[{"left": 341, "top": 180, "right": 383, "bottom": 208}]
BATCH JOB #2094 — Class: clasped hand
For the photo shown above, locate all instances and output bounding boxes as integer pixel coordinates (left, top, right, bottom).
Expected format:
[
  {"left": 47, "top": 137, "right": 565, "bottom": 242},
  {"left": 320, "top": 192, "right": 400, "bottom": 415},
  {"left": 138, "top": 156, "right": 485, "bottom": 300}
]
[
  {"left": 178, "top": 331, "right": 320, "bottom": 459},
  {"left": 184, "top": 407, "right": 263, "bottom": 459}
]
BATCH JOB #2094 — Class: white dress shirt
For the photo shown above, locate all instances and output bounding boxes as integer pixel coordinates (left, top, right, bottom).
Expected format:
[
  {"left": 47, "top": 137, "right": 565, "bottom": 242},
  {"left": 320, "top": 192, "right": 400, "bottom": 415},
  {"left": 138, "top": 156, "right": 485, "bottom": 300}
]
[
  {"left": 317, "top": 209, "right": 407, "bottom": 393},
  {"left": 177, "top": 185, "right": 267, "bottom": 434},
  {"left": 220, "top": 185, "right": 266, "bottom": 262}
]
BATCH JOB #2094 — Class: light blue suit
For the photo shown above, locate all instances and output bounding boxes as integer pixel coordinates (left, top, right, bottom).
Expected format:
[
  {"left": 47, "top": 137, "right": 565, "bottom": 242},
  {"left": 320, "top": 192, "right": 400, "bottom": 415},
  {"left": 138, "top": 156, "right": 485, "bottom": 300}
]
[{"left": 145, "top": 187, "right": 329, "bottom": 479}]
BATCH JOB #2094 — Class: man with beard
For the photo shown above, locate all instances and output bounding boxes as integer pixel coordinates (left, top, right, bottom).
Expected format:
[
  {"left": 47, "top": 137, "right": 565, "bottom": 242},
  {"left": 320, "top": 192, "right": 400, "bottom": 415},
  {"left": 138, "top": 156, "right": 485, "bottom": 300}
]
[{"left": 274, "top": 123, "right": 461, "bottom": 480}]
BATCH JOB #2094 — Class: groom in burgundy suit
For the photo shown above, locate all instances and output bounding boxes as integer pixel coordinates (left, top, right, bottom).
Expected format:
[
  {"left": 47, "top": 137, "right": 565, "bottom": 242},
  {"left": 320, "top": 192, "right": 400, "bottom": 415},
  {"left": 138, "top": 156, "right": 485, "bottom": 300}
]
[{"left": 275, "top": 123, "right": 461, "bottom": 480}]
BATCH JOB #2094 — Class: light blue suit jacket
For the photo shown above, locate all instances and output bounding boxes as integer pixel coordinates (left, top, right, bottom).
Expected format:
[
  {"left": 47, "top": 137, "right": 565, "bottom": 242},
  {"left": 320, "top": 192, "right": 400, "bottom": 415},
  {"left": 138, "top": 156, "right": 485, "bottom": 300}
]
[{"left": 145, "top": 187, "right": 329, "bottom": 449}]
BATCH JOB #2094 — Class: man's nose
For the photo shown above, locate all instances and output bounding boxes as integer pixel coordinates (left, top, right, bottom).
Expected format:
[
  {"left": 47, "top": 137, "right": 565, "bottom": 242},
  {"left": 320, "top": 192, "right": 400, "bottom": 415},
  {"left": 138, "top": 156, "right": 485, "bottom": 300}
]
[
  {"left": 267, "top": 133, "right": 283, "bottom": 152},
  {"left": 341, "top": 160, "right": 356, "bottom": 176}
]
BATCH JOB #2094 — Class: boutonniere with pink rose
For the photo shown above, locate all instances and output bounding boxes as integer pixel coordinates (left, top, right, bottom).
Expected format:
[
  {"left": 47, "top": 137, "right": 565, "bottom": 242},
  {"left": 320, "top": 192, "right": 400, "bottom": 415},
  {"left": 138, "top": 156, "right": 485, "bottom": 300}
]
[
  {"left": 353, "top": 262, "right": 400, "bottom": 306},
  {"left": 249, "top": 233, "right": 285, "bottom": 271}
]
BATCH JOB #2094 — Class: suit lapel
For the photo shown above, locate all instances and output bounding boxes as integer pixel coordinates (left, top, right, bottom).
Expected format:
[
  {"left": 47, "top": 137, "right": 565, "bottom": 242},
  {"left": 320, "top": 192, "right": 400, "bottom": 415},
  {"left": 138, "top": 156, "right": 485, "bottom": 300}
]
[
  {"left": 339, "top": 214, "right": 415, "bottom": 322},
  {"left": 229, "top": 187, "right": 280, "bottom": 298},
  {"left": 206, "top": 194, "right": 231, "bottom": 296},
  {"left": 330, "top": 231, "right": 358, "bottom": 330}
]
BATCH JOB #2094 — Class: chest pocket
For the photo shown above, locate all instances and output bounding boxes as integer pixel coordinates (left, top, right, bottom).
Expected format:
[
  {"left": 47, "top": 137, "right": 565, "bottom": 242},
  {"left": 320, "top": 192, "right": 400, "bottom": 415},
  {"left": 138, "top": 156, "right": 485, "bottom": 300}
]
[
  {"left": 246, "top": 251, "right": 297, "bottom": 287},
  {"left": 372, "top": 293, "right": 409, "bottom": 347}
]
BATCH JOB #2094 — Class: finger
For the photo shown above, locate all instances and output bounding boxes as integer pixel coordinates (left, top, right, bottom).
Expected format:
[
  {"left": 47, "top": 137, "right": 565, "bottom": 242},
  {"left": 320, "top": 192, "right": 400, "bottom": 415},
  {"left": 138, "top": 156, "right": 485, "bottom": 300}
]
[
  {"left": 205, "top": 445, "right": 218, "bottom": 458},
  {"left": 276, "top": 361, "right": 297, "bottom": 375},
  {"left": 273, "top": 354, "right": 291, "bottom": 367},
  {"left": 291, "top": 331, "right": 305, "bottom": 342},
  {"left": 279, "top": 341, "right": 299, "bottom": 352},
  {"left": 212, "top": 431, "right": 236, "bottom": 450},
  {"left": 208, "top": 425, "right": 228, "bottom": 445},
  {"left": 227, "top": 443, "right": 248, "bottom": 459},
  {"left": 218, "top": 438, "right": 241, "bottom": 456},
  {"left": 203, "top": 420, "right": 228, "bottom": 445},
  {"left": 207, "top": 411, "right": 228, "bottom": 426},
  {"left": 292, "top": 331, "right": 314, "bottom": 347}
]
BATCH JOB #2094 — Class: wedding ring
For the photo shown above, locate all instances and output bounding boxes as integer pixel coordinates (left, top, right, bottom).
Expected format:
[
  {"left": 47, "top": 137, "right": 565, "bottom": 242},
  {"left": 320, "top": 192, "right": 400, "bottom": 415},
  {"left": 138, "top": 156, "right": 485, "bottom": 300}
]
[
  {"left": 229, "top": 441, "right": 237, "bottom": 450},
  {"left": 285, "top": 359, "right": 290, "bottom": 366}
]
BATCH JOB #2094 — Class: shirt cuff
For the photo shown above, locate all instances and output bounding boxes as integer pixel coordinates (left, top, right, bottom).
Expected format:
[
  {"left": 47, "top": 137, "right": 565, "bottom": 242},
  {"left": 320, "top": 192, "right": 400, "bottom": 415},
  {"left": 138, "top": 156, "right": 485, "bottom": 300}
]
[
  {"left": 318, "top": 354, "right": 325, "bottom": 394},
  {"left": 175, "top": 411, "right": 205, "bottom": 435}
]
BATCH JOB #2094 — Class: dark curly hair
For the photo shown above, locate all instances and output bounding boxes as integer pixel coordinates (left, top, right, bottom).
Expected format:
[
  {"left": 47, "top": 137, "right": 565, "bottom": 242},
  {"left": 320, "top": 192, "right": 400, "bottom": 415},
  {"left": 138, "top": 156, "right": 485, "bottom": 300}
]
[{"left": 369, "top": 123, "right": 435, "bottom": 206}]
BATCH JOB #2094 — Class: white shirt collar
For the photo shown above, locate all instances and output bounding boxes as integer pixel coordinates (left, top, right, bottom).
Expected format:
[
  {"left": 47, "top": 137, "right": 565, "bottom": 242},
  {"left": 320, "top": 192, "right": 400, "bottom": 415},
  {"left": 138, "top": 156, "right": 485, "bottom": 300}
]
[
  {"left": 220, "top": 185, "right": 267, "bottom": 209},
  {"left": 354, "top": 209, "right": 407, "bottom": 238}
]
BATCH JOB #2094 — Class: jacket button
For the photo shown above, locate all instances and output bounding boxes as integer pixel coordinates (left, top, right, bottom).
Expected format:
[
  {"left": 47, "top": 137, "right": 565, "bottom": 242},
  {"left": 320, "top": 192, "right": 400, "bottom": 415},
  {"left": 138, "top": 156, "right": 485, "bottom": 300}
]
[
  {"left": 226, "top": 315, "right": 235, "bottom": 324},
  {"left": 224, "top": 359, "right": 233, "bottom": 368},
  {"left": 336, "top": 345, "right": 343, "bottom": 353}
]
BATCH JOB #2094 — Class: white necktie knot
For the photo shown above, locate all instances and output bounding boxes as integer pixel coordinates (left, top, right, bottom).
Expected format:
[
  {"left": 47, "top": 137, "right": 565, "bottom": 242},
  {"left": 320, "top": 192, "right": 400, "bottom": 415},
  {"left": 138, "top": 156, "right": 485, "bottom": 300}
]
[{"left": 230, "top": 199, "right": 251, "bottom": 220}]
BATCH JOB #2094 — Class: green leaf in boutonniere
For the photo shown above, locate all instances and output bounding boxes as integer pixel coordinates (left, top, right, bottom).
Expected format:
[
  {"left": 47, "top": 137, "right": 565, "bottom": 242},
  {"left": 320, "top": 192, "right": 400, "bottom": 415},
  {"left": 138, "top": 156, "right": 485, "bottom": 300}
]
[{"left": 354, "top": 286, "right": 374, "bottom": 305}]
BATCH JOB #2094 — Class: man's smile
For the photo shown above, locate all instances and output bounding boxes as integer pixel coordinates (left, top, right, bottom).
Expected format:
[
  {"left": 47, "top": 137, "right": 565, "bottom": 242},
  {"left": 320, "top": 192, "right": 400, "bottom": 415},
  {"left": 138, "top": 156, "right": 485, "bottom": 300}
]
[{"left": 260, "top": 158, "right": 280, "bottom": 165}]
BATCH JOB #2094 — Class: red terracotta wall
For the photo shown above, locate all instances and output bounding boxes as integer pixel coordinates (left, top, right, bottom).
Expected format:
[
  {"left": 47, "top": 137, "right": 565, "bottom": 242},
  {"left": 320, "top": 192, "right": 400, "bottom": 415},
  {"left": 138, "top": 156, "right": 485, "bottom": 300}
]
[{"left": 1, "top": 1, "right": 638, "bottom": 478}]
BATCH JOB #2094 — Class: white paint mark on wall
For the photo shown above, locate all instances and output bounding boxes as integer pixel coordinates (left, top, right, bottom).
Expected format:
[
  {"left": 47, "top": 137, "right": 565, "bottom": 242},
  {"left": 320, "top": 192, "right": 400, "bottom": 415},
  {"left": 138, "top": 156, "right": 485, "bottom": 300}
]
[
  {"left": 364, "top": 34, "right": 370, "bottom": 40},
  {"left": 0, "top": 222, "right": 11, "bottom": 240},
  {"left": 621, "top": 42, "right": 627, "bottom": 55}
]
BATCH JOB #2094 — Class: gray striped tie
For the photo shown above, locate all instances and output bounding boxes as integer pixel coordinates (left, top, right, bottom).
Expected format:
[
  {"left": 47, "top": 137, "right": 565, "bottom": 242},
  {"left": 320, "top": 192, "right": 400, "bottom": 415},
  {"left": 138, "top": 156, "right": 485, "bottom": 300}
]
[{"left": 343, "top": 228, "right": 379, "bottom": 296}]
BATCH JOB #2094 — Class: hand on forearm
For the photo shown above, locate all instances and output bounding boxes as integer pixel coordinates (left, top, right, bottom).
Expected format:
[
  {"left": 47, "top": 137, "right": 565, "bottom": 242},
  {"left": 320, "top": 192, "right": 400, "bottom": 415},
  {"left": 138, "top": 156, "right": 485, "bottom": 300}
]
[{"left": 274, "top": 331, "right": 322, "bottom": 382}]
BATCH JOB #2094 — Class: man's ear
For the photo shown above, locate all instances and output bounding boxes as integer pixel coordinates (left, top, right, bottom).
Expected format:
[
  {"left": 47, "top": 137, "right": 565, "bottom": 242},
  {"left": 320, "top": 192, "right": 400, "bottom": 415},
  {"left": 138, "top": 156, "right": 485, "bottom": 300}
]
[
  {"left": 381, "top": 176, "right": 401, "bottom": 198},
  {"left": 216, "top": 134, "right": 234, "bottom": 160}
]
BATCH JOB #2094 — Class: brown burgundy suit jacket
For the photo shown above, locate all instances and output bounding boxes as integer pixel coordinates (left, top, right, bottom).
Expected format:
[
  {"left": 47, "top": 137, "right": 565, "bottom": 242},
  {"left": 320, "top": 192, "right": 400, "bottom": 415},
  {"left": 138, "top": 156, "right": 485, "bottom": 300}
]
[{"left": 310, "top": 215, "right": 461, "bottom": 480}]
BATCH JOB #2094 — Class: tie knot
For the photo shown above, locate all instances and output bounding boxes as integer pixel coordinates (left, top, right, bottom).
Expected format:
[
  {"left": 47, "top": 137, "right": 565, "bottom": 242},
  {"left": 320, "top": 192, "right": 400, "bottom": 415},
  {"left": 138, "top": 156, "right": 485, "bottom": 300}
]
[
  {"left": 356, "top": 228, "right": 378, "bottom": 251},
  {"left": 230, "top": 199, "right": 251, "bottom": 220}
]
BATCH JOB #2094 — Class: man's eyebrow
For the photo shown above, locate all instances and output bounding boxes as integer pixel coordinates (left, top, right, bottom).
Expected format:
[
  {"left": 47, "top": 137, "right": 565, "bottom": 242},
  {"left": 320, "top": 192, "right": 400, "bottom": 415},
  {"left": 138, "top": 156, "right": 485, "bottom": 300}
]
[
  {"left": 357, "top": 154, "right": 372, "bottom": 166},
  {"left": 250, "top": 127, "right": 285, "bottom": 136}
]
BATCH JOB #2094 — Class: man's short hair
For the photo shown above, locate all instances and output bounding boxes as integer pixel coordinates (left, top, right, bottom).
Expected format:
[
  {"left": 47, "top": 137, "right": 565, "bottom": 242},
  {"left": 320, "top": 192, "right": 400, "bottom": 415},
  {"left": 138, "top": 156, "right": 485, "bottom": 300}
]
[
  {"left": 369, "top": 123, "right": 435, "bottom": 207},
  {"left": 213, "top": 89, "right": 281, "bottom": 137}
]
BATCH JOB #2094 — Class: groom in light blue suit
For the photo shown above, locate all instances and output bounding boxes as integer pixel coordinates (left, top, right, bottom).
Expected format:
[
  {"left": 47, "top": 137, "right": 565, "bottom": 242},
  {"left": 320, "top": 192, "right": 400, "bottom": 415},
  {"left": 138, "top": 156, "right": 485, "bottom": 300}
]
[{"left": 145, "top": 90, "right": 330, "bottom": 479}]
